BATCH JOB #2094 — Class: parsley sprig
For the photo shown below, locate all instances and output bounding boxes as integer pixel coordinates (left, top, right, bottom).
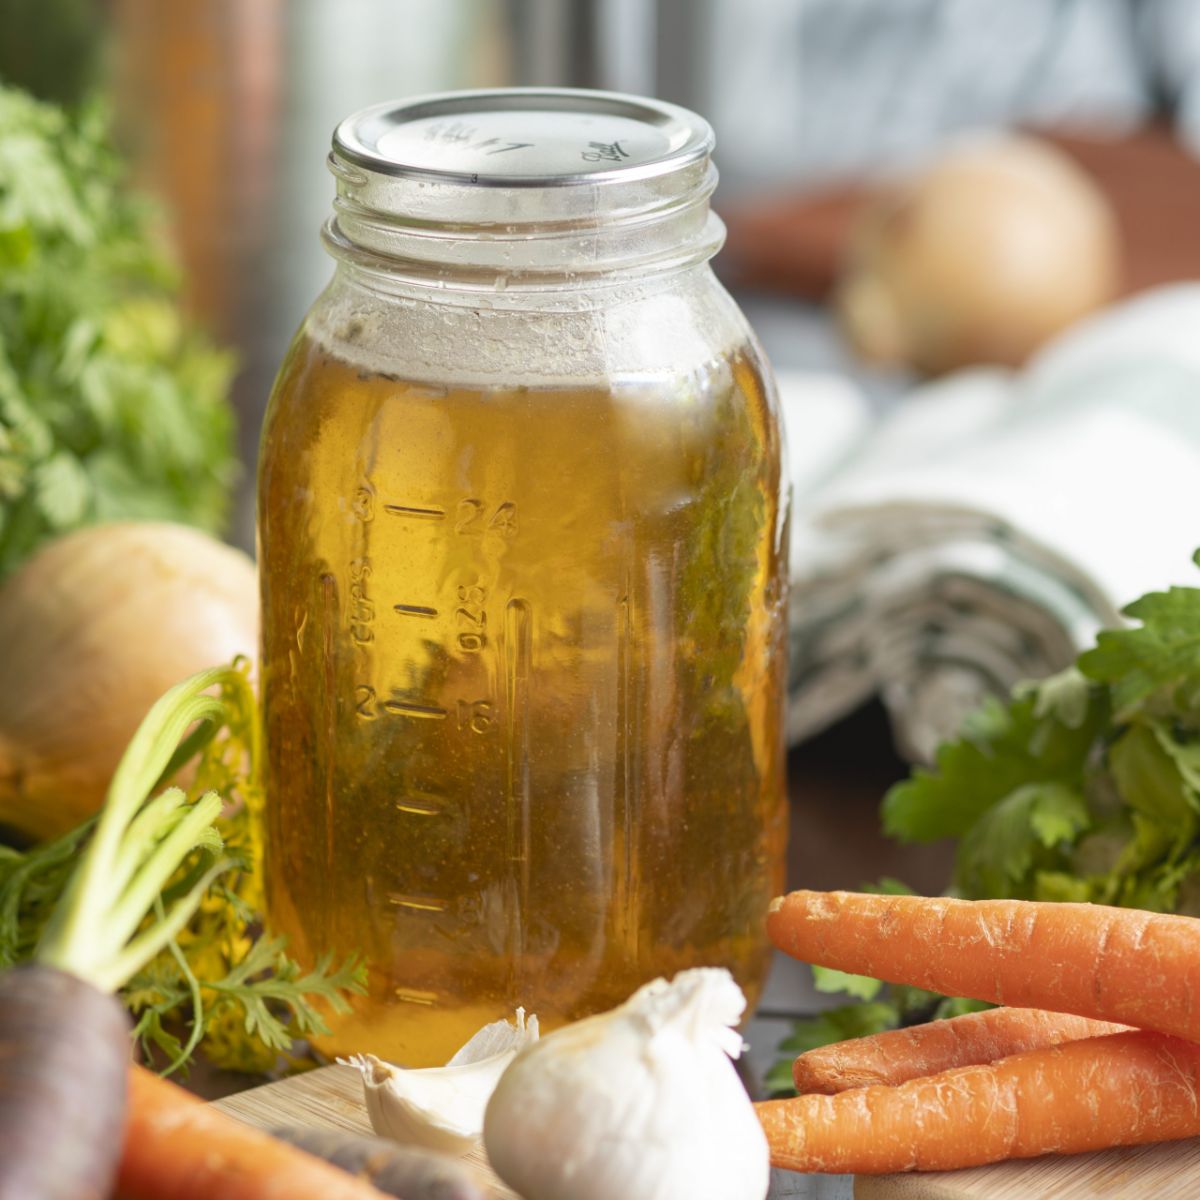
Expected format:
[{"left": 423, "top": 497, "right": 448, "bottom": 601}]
[
  {"left": 771, "top": 551, "right": 1200, "bottom": 1093},
  {"left": 0, "top": 84, "right": 236, "bottom": 579}
]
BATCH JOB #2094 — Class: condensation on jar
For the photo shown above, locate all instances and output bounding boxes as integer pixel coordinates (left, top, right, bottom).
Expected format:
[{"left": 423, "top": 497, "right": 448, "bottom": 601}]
[{"left": 257, "top": 88, "right": 790, "bottom": 1066}]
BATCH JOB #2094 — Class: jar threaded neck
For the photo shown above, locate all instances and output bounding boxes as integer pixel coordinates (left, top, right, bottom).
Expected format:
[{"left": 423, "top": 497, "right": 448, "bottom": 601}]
[{"left": 323, "top": 88, "right": 725, "bottom": 290}]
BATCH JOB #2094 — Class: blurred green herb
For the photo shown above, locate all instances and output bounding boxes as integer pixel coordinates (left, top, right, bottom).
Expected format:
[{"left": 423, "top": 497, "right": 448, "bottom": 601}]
[
  {"left": 0, "top": 84, "right": 236, "bottom": 579},
  {"left": 771, "top": 552, "right": 1200, "bottom": 1093},
  {"left": 0, "top": 0, "right": 103, "bottom": 108}
]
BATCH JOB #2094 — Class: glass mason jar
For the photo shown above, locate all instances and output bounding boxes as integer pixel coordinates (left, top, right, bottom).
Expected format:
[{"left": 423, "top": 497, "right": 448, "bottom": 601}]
[{"left": 258, "top": 89, "right": 789, "bottom": 1066}]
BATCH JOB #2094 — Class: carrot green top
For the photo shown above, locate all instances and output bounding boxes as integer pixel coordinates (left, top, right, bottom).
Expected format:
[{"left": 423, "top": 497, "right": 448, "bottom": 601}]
[{"left": 36, "top": 667, "right": 238, "bottom": 992}]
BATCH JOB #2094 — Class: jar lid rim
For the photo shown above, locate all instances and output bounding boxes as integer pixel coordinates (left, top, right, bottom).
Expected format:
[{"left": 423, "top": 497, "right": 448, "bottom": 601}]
[{"left": 332, "top": 87, "right": 714, "bottom": 188}]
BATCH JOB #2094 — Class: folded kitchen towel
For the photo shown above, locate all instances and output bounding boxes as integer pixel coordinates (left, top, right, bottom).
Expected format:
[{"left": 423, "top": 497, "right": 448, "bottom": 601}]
[{"left": 781, "top": 283, "right": 1200, "bottom": 762}]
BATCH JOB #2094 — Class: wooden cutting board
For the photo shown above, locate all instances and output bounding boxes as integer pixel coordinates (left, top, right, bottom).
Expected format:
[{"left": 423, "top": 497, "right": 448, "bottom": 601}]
[
  {"left": 215, "top": 1064, "right": 1200, "bottom": 1198},
  {"left": 214, "top": 1063, "right": 520, "bottom": 1198},
  {"left": 857, "top": 1139, "right": 1200, "bottom": 1200},
  {"left": 212, "top": 1064, "right": 838, "bottom": 1200}
]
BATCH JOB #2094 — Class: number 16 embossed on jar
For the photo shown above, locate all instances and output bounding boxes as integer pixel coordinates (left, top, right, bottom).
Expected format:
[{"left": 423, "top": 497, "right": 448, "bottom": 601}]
[{"left": 258, "top": 90, "right": 789, "bottom": 1065}]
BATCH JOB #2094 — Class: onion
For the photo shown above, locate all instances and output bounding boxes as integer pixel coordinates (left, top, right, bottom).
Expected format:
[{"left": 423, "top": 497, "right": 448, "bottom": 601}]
[
  {"left": 0, "top": 522, "right": 257, "bottom": 840},
  {"left": 836, "top": 134, "right": 1122, "bottom": 375}
]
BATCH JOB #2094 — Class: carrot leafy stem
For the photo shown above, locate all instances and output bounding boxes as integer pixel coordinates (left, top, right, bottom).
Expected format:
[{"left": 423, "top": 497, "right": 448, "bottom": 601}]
[
  {"left": 1, "top": 661, "right": 365, "bottom": 1073},
  {"left": 36, "top": 667, "right": 234, "bottom": 990}
]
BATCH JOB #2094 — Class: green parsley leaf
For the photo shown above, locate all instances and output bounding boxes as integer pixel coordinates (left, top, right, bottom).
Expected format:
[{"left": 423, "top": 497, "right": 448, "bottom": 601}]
[
  {"left": 1149, "top": 721, "right": 1200, "bottom": 798},
  {"left": 932, "top": 996, "right": 992, "bottom": 1020},
  {"left": 777, "top": 1003, "right": 900, "bottom": 1056},
  {"left": 882, "top": 685, "right": 1104, "bottom": 843},
  {"left": 1080, "top": 585, "right": 1200, "bottom": 719},
  {"left": 862, "top": 876, "right": 914, "bottom": 895},
  {"left": 1108, "top": 724, "right": 1198, "bottom": 854},
  {"left": 812, "top": 964, "right": 883, "bottom": 1002},
  {"left": 1025, "top": 666, "right": 1093, "bottom": 729},
  {"left": 1032, "top": 870, "right": 1094, "bottom": 903},
  {"left": 0, "top": 84, "right": 236, "bottom": 579},
  {"left": 955, "top": 782, "right": 1090, "bottom": 899}
]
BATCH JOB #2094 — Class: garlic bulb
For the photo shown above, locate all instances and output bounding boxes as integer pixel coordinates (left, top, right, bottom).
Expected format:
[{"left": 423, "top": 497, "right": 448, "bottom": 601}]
[
  {"left": 483, "top": 968, "right": 769, "bottom": 1200},
  {"left": 345, "top": 1008, "right": 538, "bottom": 1156}
]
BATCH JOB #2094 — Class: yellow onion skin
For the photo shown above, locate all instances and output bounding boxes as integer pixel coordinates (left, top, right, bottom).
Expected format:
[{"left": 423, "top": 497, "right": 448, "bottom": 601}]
[
  {"left": 0, "top": 521, "right": 257, "bottom": 840},
  {"left": 836, "top": 134, "right": 1122, "bottom": 376}
]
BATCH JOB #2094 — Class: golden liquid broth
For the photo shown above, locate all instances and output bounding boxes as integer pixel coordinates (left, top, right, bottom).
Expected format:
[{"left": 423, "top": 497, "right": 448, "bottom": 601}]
[{"left": 258, "top": 332, "right": 789, "bottom": 1065}]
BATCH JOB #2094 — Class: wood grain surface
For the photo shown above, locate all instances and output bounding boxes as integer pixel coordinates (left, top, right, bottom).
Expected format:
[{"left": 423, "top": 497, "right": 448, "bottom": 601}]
[
  {"left": 211, "top": 1063, "right": 853, "bottom": 1200},
  {"left": 857, "top": 1137, "right": 1200, "bottom": 1199},
  {"left": 213, "top": 1063, "right": 519, "bottom": 1199},
  {"left": 214, "top": 1061, "right": 1200, "bottom": 1200}
]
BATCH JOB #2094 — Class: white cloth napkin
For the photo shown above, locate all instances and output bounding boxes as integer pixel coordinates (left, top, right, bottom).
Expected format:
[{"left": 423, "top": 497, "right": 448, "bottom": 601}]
[{"left": 782, "top": 283, "right": 1200, "bottom": 761}]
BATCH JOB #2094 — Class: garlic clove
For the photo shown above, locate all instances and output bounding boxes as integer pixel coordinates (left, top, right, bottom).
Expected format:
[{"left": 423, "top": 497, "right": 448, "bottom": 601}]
[
  {"left": 448, "top": 1008, "right": 540, "bottom": 1065},
  {"left": 483, "top": 969, "right": 770, "bottom": 1200},
  {"left": 343, "top": 1008, "right": 538, "bottom": 1156}
]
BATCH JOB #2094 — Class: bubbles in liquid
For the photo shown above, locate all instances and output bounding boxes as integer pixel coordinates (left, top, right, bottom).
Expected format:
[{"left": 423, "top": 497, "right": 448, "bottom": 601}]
[{"left": 258, "top": 332, "right": 789, "bottom": 1065}]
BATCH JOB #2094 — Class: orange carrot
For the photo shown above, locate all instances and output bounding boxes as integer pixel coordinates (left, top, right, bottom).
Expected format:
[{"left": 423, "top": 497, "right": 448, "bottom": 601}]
[
  {"left": 792, "top": 1007, "right": 1128, "bottom": 1093},
  {"left": 758, "top": 1029, "right": 1200, "bottom": 1174},
  {"left": 768, "top": 890, "right": 1200, "bottom": 1042},
  {"left": 116, "top": 1064, "right": 390, "bottom": 1200}
]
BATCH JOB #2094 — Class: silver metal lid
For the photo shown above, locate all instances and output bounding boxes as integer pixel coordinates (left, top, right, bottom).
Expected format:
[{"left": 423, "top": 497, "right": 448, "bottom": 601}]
[{"left": 333, "top": 87, "right": 714, "bottom": 188}]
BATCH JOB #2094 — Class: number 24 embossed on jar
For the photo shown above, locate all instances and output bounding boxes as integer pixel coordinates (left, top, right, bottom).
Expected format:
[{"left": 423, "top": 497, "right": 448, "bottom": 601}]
[{"left": 258, "top": 89, "right": 790, "bottom": 1065}]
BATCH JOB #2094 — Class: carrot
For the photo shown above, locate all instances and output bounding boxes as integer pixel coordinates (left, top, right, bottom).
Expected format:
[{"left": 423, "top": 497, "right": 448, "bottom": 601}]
[
  {"left": 791, "top": 1007, "right": 1128, "bottom": 1093},
  {"left": 0, "top": 965, "right": 130, "bottom": 1200},
  {"left": 117, "top": 1065, "right": 391, "bottom": 1200},
  {"left": 269, "top": 1126, "right": 486, "bottom": 1200},
  {"left": 758, "top": 1029, "right": 1200, "bottom": 1175},
  {"left": 768, "top": 889, "right": 1200, "bottom": 1041},
  {"left": 0, "top": 669, "right": 249, "bottom": 1200}
]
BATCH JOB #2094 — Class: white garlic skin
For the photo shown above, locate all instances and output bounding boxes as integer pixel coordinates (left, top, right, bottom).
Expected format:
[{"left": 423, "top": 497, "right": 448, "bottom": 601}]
[
  {"left": 483, "top": 969, "right": 769, "bottom": 1200},
  {"left": 346, "top": 1009, "right": 539, "bottom": 1156},
  {"left": 356, "top": 1052, "right": 510, "bottom": 1155}
]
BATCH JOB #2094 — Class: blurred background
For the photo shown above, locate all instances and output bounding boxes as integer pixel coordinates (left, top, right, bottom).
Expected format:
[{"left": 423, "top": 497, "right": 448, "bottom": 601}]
[
  {"left": 6, "top": 0, "right": 1200, "bottom": 902},
  {"left": 8, "top": 0, "right": 1200, "bottom": 546}
]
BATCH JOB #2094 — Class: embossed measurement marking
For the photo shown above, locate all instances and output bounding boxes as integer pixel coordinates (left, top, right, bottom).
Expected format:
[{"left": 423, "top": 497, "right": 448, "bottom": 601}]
[
  {"left": 384, "top": 503, "right": 446, "bottom": 520},
  {"left": 395, "top": 791, "right": 446, "bottom": 817},
  {"left": 387, "top": 892, "right": 449, "bottom": 913},
  {"left": 382, "top": 699, "right": 448, "bottom": 720},
  {"left": 455, "top": 498, "right": 518, "bottom": 536},
  {"left": 393, "top": 603, "right": 439, "bottom": 618},
  {"left": 393, "top": 986, "right": 440, "bottom": 1006},
  {"left": 455, "top": 583, "right": 487, "bottom": 651}
]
